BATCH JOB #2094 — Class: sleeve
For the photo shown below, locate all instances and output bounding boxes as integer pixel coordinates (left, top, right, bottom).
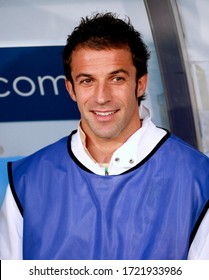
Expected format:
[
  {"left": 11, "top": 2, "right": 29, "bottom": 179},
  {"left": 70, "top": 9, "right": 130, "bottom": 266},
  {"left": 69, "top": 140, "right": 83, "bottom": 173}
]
[
  {"left": 0, "top": 184, "right": 23, "bottom": 260},
  {"left": 188, "top": 208, "right": 209, "bottom": 260}
]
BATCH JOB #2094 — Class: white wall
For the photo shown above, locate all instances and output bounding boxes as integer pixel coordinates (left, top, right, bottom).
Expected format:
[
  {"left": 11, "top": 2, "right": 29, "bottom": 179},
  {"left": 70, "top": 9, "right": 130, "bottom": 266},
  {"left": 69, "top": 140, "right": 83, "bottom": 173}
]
[{"left": 177, "top": 0, "right": 209, "bottom": 156}]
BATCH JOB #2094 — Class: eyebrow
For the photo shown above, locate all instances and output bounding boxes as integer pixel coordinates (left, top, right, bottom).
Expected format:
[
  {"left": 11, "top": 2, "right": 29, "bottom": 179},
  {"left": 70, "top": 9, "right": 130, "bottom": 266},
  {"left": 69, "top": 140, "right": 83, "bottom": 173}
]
[
  {"left": 75, "top": 68, "right": 130, "bottom": 82},
  {"left": 109, "top": 69, "right": 130, "bottom": 76},
  {"left": 75, "top": 73, "right": 92, "bottom": 82}
]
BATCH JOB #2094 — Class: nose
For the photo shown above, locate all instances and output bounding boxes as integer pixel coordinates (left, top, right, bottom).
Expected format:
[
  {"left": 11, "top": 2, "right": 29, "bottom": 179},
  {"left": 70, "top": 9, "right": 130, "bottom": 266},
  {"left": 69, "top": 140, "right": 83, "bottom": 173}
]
[{"left": 95, "top": 81, "right": 111, "bottom": 105}]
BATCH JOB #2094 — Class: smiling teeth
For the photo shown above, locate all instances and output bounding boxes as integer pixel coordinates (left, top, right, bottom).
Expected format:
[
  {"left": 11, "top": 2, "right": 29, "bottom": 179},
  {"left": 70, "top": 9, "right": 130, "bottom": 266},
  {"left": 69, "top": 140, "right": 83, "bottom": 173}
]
[{"left": 95, "top": 111, "right": 115, "bottom": 116}]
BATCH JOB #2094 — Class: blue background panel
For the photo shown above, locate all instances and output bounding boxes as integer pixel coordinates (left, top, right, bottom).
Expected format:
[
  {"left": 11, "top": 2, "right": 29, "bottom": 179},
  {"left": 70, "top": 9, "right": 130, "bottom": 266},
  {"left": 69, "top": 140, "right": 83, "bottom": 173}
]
[{"left": 0, "top": 46, "right": 80, "bottom": 122}]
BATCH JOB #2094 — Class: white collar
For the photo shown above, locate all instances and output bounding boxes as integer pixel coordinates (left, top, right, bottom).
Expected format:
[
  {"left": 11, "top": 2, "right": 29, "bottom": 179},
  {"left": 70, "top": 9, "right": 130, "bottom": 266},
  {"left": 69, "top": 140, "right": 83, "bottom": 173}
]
[
  {"left": 110, "top": 105, "right": 151, "bottom": 168},
  {"left": 71, "top": 105, "right": 167, "bottom": 175}
]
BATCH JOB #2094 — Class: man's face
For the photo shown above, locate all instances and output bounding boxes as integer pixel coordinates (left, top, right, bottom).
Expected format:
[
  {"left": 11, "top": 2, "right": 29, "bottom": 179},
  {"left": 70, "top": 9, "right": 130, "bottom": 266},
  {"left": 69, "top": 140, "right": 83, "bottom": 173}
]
[{"left": 66, "top": 47, "right": 147, "bottom": 143}]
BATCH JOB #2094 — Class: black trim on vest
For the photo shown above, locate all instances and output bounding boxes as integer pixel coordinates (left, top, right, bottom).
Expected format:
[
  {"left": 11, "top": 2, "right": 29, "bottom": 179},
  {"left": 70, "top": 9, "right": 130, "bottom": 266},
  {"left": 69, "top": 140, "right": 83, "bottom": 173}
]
[
  {"left": 7, "top": 162, "right": 23, "bottom": 217},
  {"left": 189, "top": 199, "right": 209, "bottom": 248},
  {"left": 67, "top": 129, "right": 171, "bottom": 175},
  {"left": 122, "top": 129, "right": 170, "bottom": 174},
  {"left": 67, "top": 130, "right": 94, "bottom": 174}
]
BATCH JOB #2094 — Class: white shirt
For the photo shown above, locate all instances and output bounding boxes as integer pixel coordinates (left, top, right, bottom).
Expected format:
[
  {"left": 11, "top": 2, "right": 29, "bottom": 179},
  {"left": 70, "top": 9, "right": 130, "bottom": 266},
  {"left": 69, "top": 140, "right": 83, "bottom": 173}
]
[
  {"left": 0, "top": 105, "right": 169, "bottom": 259},
  {"left": 188, "top": 208, "right": 209, "bottom": 259}
]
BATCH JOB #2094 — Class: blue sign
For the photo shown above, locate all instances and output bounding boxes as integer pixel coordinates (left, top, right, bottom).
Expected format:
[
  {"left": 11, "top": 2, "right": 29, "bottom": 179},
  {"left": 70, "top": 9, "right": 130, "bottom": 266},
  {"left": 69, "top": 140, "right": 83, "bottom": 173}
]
[{"left": 0, "top": 46, "right": 80, "bottom": 122}]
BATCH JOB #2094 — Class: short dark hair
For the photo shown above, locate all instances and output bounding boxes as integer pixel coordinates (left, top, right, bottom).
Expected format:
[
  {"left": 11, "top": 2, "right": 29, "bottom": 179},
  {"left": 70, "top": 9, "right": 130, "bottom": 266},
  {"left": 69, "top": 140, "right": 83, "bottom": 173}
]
[{"left": 63, "top": 12, "right": 150, "bottom": 102}]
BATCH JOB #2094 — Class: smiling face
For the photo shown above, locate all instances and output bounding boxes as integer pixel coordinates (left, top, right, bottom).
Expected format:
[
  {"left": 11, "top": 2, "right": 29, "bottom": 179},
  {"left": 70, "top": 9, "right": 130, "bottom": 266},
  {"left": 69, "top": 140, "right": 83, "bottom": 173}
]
[{"left": 66, "top": 47, "right": 147, "bottom": 144}]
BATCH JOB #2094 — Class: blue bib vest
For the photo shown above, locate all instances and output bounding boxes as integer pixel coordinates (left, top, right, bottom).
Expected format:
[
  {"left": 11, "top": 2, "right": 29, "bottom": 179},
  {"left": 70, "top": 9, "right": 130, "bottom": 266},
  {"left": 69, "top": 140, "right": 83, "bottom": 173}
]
[{"left": 8, "top": 131, "right": 209, "bottom": 259}]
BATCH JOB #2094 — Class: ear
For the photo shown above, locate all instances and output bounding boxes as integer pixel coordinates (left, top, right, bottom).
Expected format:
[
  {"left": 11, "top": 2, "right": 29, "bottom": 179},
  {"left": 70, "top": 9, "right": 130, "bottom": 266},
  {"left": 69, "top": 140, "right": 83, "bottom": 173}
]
[
  {"left": 65, "top": 80, "right": 77, "bottom": 102},
  {"left": 136, "top": 74, "right": 148, "bottom": 98}
]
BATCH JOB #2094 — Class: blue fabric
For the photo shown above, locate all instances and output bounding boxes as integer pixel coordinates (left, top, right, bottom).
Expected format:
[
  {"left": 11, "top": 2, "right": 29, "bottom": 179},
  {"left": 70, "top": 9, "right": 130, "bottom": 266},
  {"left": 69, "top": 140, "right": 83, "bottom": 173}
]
[
  {"left": 8, "top": 134, "right": 209, "bottom": 260},
  {"left": 0, "top": 157, "right": 22, "bottom": 207}
]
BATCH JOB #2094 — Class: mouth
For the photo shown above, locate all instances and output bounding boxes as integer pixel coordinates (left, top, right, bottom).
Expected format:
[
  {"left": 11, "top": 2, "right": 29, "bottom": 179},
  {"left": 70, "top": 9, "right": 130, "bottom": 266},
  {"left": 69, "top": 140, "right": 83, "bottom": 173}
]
[
  {"left": 94, "top": 110, "right": 118, "bottom": 116},
  {"left": 91, "top": 110, "right": 119, "bottom": 122}
]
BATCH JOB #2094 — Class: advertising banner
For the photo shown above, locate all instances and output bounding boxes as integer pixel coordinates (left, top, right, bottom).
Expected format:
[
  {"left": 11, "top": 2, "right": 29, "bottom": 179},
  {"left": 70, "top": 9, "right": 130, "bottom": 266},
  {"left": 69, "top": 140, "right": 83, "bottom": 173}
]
[{"left": 0, "top": 46, "right": 80, "bottom": 122}]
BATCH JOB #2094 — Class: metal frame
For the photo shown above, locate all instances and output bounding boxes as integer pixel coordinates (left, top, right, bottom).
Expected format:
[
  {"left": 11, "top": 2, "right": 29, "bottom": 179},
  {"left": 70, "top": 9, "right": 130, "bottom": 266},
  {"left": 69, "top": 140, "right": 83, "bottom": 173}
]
[{"left": 144, "top": 0, "right": 198, "bottom": 148}]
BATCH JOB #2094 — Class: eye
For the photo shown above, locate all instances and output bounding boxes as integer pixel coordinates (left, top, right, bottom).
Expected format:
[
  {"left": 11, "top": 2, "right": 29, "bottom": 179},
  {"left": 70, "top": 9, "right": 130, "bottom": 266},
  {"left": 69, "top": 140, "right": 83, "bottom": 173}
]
[
  {"left": 112, "top": 76, "right": 125, "bottom": 83},
  {"left": 81, "top": 78, "right": 92, "bottom": 84},
  {"left": 79, "top": 78, "right": 93, "bottom": 85}
]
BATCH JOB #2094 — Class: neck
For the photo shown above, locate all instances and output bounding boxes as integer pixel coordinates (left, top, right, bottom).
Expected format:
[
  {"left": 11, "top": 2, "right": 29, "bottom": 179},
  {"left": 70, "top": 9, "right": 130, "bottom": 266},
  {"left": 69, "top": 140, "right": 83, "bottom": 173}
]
[
  {"left": 86, "top": 137, "right": 124, "bottom": 164},
  {"left": 80, "top": 117, "right": 142, "bottom": 164}
]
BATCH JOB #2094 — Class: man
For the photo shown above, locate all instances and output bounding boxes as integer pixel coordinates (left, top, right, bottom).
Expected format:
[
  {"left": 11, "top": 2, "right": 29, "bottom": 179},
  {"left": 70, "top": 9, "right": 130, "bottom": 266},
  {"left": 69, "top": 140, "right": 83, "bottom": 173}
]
[{"left": 0, "top": 12, "right": 209, "bottom": 260}]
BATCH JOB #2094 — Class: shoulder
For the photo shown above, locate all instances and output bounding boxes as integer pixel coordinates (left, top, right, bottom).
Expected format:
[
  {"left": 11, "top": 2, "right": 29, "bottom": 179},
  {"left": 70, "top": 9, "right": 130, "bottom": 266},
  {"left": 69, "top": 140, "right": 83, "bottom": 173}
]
[
  {"left": 7, "top": 135, "right": 73, "bottom": 210},
  {"left": 158, "top": 134, "right": 209, "bottom": 187},
  {"left": 150, "top": 133, "right": 209, "bottom": 181},
  {"left": 165, "top": 134, "right": 209, "bottom": 163},
  {"left": 9, "top": 135, "right": 70, "bottom": 173}
]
